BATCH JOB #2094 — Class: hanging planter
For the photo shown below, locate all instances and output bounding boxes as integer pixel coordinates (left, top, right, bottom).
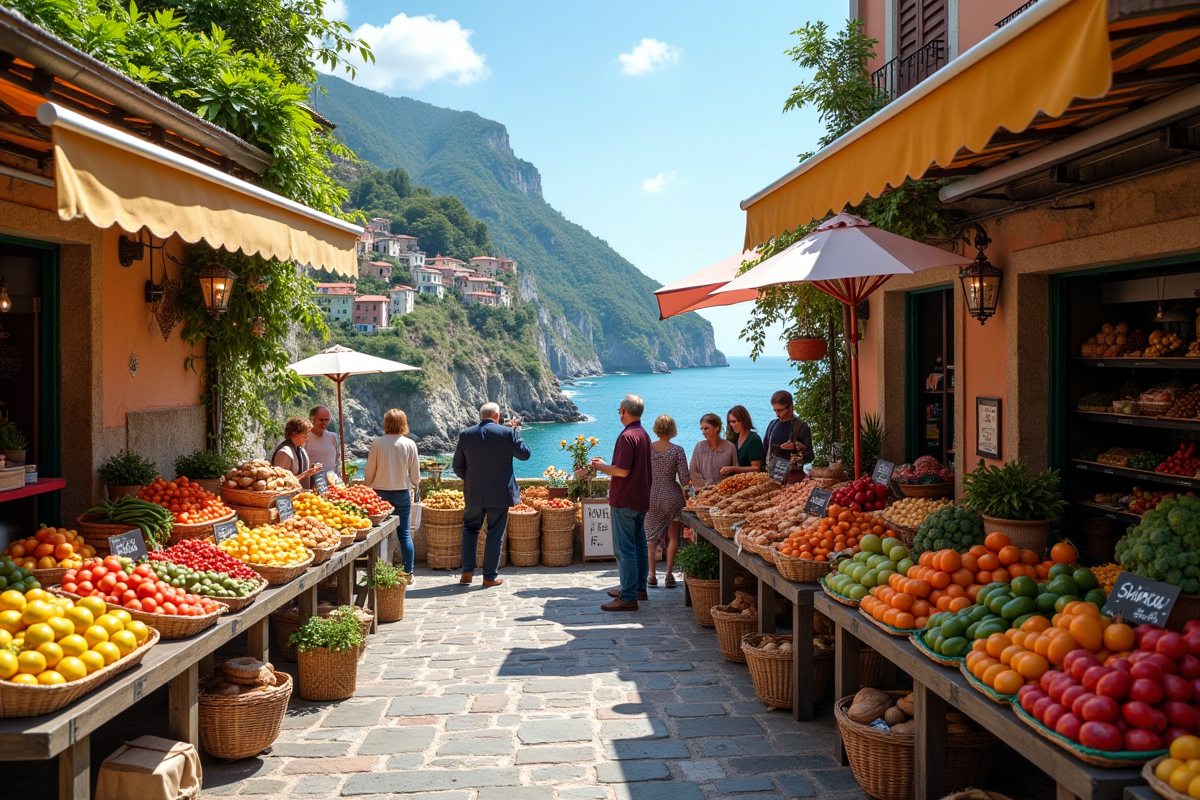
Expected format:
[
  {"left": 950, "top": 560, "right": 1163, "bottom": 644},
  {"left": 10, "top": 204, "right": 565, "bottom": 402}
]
[{"left": 787, "top": 337, "right": 828, "bottom": 361}]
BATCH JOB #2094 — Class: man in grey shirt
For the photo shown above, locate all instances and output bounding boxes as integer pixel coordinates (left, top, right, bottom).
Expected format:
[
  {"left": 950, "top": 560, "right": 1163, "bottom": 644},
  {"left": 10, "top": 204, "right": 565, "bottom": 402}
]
[{"left": 307, "top": 406, "right": 340, "bottom": 481}]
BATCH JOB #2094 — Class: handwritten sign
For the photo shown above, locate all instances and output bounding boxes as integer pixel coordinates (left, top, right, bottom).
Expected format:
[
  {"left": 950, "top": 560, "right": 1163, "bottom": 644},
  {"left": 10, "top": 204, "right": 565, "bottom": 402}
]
[
  {"left": 768, "top": 456, "right": 791, "bottom": 483},
  {"left": 108, "top": 529, "right": 148, "bottom": 561},
  {"left": 804, "top": 488, "right": 832, "bottom": 517},
  {"left": 313, "top": 471, "right": 329, "bottom": 495},
  {"left": 581, "top": 499, "right": 614, "bottom": 560},
  {"left": 213, "top": 519, "right": 238, "bottom": 544},
  {"left": 872, "top": 460, "right": 895, "bottom": 487},
  {"left": 275, "top": 495, "right": 295, "bottom": 522},
  {"left": 1105, "top": 573, "right": 1182, "bottom": 627}
]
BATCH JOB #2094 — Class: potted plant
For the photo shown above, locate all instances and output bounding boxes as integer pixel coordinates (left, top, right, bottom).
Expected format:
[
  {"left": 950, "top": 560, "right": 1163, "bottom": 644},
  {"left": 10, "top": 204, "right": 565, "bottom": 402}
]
[
  {"left": 173, "top": 449, "right": 233, "bottom": 494},
  {"left": 98, "top": 450, "right": 159, "bottom": 499},
  {"left": 809, "top": 449, "right": 846, "bottom": 483},
  {"left": 561, "top": 435, "right": 601, "bottom": 499},
  {"left": 0, "top": 419, "right": 27, "bottom": 465},
  {"left": 675, "top": 540, "right": 721, "bottom": 627},
  {"left": 362, "top": 560, "right": 411, "bottom": 623},
  {"left": 963, "top": 458, "right": 1068, "bottom": 558},
  {"left": 784, "top": 308, "right": 828, "bottom": 362},
  {"left": 289, "top": 605, "right": 365, "bottom": 701},
  {"left": 542, "top": 466, "right": 570, "bottom": 499}
]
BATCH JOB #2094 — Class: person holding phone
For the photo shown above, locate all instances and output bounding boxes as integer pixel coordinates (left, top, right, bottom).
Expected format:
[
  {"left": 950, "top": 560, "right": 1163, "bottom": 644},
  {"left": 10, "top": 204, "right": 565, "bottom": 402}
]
[{"left": 763, "top": 390, "right": 813, "bottom": 484}]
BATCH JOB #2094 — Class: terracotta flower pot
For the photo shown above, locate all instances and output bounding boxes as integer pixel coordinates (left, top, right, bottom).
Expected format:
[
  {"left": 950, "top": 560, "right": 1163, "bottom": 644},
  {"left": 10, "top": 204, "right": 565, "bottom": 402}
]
[
  {"left": 787, "top": 338, "right": 828, "bottom": 361},
  {"left": 547, "top": 487, "right": 568, "bottom": 499},
  {"left": 981, "top": 516, "right": 1050, "bottom": 559}
]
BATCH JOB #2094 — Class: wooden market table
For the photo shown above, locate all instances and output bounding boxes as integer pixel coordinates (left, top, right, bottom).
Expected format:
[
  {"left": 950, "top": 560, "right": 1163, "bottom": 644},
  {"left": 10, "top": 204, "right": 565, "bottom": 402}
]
[
  {"left": 814, "top": 592, "right": 1146, "bottom": 800},
  {"left": 1123, "top": 788, "right": 1156, "bottom": 800},
  {"left": 681, "top": 511, "right": 820, "bottom": 721},
  {"left": 0, "top": 518, "right": 394, "bottom": 800}
]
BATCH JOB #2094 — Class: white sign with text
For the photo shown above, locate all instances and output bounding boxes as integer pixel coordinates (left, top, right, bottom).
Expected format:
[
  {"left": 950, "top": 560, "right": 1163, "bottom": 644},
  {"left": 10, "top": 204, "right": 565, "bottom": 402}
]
[{"left": 581, "top": 499, "right": 615, "bottom": 561}]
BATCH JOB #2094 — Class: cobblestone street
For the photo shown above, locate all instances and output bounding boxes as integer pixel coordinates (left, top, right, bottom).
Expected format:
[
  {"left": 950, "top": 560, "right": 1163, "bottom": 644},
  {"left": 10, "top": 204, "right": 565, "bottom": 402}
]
[{"left": 201, "top": 564, "right": 866, "bottom": 800}]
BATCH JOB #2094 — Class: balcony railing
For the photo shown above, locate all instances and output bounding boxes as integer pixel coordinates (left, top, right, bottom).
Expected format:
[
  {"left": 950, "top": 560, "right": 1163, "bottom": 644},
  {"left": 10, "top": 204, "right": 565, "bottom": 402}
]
[
  {"left": 996, "top": 0, "right": 1040, "bottom": 28},
  {"left": 871, "top": 39, "right": 946, "bottom": 101}
]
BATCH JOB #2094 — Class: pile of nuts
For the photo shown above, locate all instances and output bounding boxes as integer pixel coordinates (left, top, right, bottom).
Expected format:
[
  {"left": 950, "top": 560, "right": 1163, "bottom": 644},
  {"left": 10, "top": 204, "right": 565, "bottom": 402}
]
[
  {"left": 204, "top": 657, "right": 279, "bottom": 697},
  {"left": 881, "top": 497, "right": 952, "bottom": 529},
  {"left": 222, "top": 461, "right": 301, "bottom": 492},
  {"left": 1166, "top": 390, "right": 1200, "bottom": 418}
]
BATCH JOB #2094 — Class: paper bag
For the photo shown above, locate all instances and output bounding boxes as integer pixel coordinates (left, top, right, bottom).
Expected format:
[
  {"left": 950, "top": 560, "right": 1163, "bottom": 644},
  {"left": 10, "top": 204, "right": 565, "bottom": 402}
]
[
  {"left": 409, "top": 501, "right": 422, "bottom": 530},
  {"left": 96, "top": 735, "right": 202, "bottom": 800}
]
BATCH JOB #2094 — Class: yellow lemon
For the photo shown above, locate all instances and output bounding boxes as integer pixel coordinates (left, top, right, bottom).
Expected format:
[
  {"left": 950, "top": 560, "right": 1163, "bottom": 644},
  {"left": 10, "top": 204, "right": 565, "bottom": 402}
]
[
  {"left": 78, "top": 650, "right": 105, "bottom": 674},
  {"left": 24, "top": 588, "right": 51, "bottom": 603},
  {"left": 94, "top": 614, "right": 123, "bottom": 636},
  {"left": 0, "top": 629, "right": 11, "bottom": 649},
  {"left": 125, "top": 621, "right": 150, "bottom": 644},
  {"left": 17, "top": 650, "right": 46, "bottom": 675},
  {"left": 82, "top": 625, "right": 109, "bottom": 647},
  {"left": 36, "top": 670, "right": 65, "bottom": 685},
  {"left": 77, "top": 596, "right": 107, "bottom": 619},
  {"left": 1173, "top": 770, "right": 1200, "bottom": 794},
  {"left": 109, "top": 630, "right": 137, "bottom": 658},
  {"left": 92, "top": 641, "right": 120, "bottom": 665},
  {"left": 36, "top": 641, "right": 63, "bottom": 668},
  {"left": 58, "top": 634, "right": 88, "bottom": 658},
  {"left": 54, "top": 597, "right": 74, "bottom": 614},
  {"left": 23, "top": 622, "right": 55, "bottom": 649},
  {"left": 20, "top": 600, "right": 55, "bottom": 626},
  {"left": 65, "top": 606, "right": 94, "bottom": 632},
  {"left": 109, "top": 609, "right": 132, "bottom": 626},
  {"left": 57, "top": 656, "right": 86, "bottom": 682},
  {"left": 0, "top": 609, "right": 22, "bottom": 634},
  {"left": 47, "top": 616, "right": 74, "bottom": 641},
  {"left": 1189, "top": 775, "right": 1200, "bottom": 800},
  {"left": 0, "top": 589, "right": 26, "bottom": 611},
  {"left": 9, "top": 672, "right": 38, "bottom": 685},
  {"left": 0, "top": 650, "right": 17, "bottom": 679}
]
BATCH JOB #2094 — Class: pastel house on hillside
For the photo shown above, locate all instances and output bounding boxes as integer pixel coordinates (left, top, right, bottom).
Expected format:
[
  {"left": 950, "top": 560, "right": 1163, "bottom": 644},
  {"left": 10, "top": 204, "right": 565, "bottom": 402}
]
[
  {"left": 415, "top": 267, "right": 445, "bottom": 299},
  {"left": 389, "top": 286, "right": 415, "bottom": 318}
]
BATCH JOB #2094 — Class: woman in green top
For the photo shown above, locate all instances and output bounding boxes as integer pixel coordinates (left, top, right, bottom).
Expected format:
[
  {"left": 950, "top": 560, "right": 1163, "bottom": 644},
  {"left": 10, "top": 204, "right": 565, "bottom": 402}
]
[{"left": 720, "top": 405, "right": 764, "bottom": 476}]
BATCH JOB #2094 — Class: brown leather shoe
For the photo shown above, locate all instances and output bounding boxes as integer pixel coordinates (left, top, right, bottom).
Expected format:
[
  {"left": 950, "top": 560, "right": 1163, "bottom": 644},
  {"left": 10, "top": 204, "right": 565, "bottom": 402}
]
[
  {"left": 607, "top": 589, "right": 648, "bottom": 600},
  {"left": 459, "top": 572, "right": 473, "bottom": 584},
  {"left": 482, "top": 578, "right": 504, "bottom": 587},
  {"left": 602, "top": 598, "right": 639, "bottom": 611}
]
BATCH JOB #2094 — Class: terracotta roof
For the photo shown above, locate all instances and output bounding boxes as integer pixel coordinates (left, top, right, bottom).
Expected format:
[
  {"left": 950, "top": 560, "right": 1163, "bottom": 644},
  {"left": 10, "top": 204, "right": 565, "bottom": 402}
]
[
  {"left": 390, "top": 285, "right": 414, "bottom": 292},
  {"left": 355, "top": 295, "right": 389, "bottom": 302}
]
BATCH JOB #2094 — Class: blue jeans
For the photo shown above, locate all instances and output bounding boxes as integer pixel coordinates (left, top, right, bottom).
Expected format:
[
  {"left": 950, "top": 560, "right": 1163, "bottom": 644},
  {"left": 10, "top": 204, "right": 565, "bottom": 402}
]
[
  {"left": 462, "top": 506, "right": 509, "bottom": 581},
  {"left": 611, "top": 505, "right": 648, "bottom": 602},
  {"left": 375, "top": 489, "right": 413, "bottom": 574}
]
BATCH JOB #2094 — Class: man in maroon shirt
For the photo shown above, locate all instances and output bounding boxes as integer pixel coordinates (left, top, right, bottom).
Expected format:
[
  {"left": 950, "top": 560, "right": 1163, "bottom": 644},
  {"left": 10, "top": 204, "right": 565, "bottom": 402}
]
[{"left": 589, "top": 394, "right": 652, "bottom": 611}]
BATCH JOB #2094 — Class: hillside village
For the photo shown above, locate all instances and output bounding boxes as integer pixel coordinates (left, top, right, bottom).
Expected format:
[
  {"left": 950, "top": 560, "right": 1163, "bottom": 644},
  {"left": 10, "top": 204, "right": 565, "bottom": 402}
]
[{"left": 314, "top": 217, "right": 517, "bottom": 332}]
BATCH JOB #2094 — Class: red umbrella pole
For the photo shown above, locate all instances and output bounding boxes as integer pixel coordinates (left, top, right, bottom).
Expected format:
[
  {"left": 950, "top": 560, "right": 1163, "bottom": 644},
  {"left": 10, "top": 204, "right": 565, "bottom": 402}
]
[{"left": 848, "top": 300, "right": 862, "bottom": 480}]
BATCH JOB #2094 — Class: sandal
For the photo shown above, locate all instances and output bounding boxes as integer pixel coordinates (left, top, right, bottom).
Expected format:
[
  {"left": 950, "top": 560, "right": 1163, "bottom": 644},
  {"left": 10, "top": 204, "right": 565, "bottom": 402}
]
[
  {"left": 647, "top": 575, "right": 658, "bottom": 587},
  {"left": 664, "top": 574, "right": 677, "bottom": 589}
]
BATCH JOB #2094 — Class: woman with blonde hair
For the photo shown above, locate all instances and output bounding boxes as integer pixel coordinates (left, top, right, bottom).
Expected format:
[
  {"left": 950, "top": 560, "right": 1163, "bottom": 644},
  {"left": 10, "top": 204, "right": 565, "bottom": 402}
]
[
  {"left": 645, "top": 414, "right": 689, "bottom": 588},
  {"left": 365, "top": 408, "right": 421, "bottom": 574}
]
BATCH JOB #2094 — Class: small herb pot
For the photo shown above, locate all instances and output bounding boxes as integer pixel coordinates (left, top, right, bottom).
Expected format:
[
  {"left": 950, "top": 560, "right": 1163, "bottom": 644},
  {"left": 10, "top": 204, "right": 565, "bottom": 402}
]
[
  {"left": 547, "top": 487, "right": 568, "bottom": 499},
  {"left": 4, "top": 449, "right": 26, "bottom": 466}
]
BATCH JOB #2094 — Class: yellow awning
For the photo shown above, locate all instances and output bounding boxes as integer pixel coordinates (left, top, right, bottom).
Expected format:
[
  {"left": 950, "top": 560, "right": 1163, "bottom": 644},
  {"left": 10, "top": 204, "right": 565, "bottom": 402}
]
[
  {"left": 741, "top": 0, "right": 1112, "bottom": 250},
  {"left": 37, "top": 102, "right": 361, "bottom": 275}
]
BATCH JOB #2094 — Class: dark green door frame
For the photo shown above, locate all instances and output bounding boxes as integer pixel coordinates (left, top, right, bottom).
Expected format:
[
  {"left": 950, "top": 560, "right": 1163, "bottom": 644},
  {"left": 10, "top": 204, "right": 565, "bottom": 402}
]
[{"left": 905, "top": 284, "right": 954, "bottom": 462}]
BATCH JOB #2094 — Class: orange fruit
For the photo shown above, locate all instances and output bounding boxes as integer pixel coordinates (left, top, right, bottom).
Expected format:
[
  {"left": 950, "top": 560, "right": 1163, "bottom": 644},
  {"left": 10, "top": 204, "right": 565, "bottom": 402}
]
[
  {"left": 993, "top": 669, "right": 1026, "bottom": 695},
  {"left": 1069, "top": 616, "right": 1103, "bottom": 652}
]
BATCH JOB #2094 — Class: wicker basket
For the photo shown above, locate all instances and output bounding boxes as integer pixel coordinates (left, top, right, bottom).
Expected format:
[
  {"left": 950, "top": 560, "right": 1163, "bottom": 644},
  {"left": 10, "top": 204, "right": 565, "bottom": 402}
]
[
  {"left": 0, "top": 627, "right": 158, "bottom": 718},
  {"left": 199, "top": 669, "right": 292, "bottom": 760},
  {"left": 74, "top": 514, "right": 138, "bottom": 555},
  {"left": 898, "top": 482, "right": 954, "bottom": 499},
  {"left": 1141, "top": 400, "right": 1174, "bottom": 416},
  {"left": 31, "top": 566, "right": 70, "bottom": 587},
  {"left": 507, "top": 511, "right": 541, "bottom": 567},
  {"left": 981, "top": 516, "right": 1049, "bottom": 558},
  {"left": 686, "top": 576, "right": 721, "bottom": 627},
  {"left": 860, "top": 646, "right": 883, "bottom": 688},
  {"left": 889, "top": 522, "right": 919, "bottom": 548},
  {"left": 770, "top": 545, "right": 832, "bottom": 582},
  {"left": 297, "top": 647, "right": 359, "bottom": 701},
  {"left": 741, "top": 633, "right": 835, "bottom": 709},
  {"left": 367, "top": 510, "right": 393, "bottom": 527},
  {"left": 425, "top": 521, "right": 462, "bottom": 570},
  {"left": 167, "top": 510, "right": 236, "bottom": 546},
  {"left": 836, "top": 690, "right": 997, "bottom": 800},
  {"left": 711, "top": 605, "right": 758, "bottom": 663},
  {"left": 376, "top": 584, "right": 406, "bottom": 622},
  {"left": 272, "top": 604, "right": 373, "bottom": 663},
  {"left": 1144, "top": 757, "right": 1193, "bottom": 800},
  {"left": 231, "top": 504, "right": 278, "bottom": 527},
  {"left": 423, "top": 506, "right": 465, "bottom": 526},
  {"left": 541, "top": 525, "right": 573, "bottom": 567},
  {"left": 219, "top": 486, "right": 300, "bottom": 509},
  {"left": 737, "top": 534, "right": 776, "bottom": 564},
  {"left": 712, "top": 512, "right": 744, "bottom": 539},
  {"left": 810, "top": 463, "right": 847, "bottom": 482},
  {"left": 337, "top": 532, "right": 356, "bottom": 550},
  {"left": 53, "top": 588, "right": 227, "bottom": 639},
  {"left": 1013, "top": 703, "right": 1163, "bottom": 767},
  {"left": 307, "top": 540, "right": 339, "bottom": 567},
  {"left": 248, "top": 552, "right": 314, "bottom": 585},
  {"left": 203, "top": 577, "right": 267, "bottom": 613},
  {"left": 814, "top": 609, "right": 835, "bottom": 636},
  {"left": 541, "top": 505, "right": 577, "bottom": 531},
  {"left": 694, "top": 506, "right": 715, "bottom": 527},
  {"left": 475, "top": 527, "right": 508, "bottom": 570}
]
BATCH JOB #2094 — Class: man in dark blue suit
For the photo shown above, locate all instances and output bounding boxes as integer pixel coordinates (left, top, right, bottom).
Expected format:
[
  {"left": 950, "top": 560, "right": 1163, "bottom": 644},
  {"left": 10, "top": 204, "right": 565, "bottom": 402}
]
[{"left": 452, "top": 402, "right": 531, "bottom": 586}]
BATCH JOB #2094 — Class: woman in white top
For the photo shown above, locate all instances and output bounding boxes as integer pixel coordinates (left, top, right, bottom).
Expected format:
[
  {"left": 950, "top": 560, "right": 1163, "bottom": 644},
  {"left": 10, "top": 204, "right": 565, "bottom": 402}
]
[{"left": 365, "top": 408, "right": 421, "bottom": 574}]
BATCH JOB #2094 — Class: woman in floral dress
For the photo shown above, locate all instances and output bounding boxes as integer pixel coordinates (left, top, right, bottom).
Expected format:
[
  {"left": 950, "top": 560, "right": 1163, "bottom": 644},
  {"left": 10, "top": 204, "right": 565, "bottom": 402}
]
[{"left": 645, "top": 414, "right": 689, "bottom": 589}]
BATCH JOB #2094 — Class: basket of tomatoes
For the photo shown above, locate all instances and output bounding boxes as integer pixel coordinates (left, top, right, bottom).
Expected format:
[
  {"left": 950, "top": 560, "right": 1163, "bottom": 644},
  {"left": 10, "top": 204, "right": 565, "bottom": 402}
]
[
  {"left": 325, "top": 485, "right": 393, "bottom": 526},
  {"left": 138, "top": 477, "right": 236, "bottom": 545}
]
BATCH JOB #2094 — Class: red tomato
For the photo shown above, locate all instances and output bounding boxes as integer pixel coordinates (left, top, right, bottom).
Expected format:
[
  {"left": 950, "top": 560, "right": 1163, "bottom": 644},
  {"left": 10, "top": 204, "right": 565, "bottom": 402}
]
[
  {"left": 1055, "top": 712, "right": 1083, "bottom": 742},
  {"left": 120, "top": 589, "right": 137, "bottom": 604},
  {"left": 1079, "top": 721, "right": 1122, "bottom": 751},
  {"left": 1164, "top": 674, "right": 1194, "bottom": 703},
  {"left": 1061, "top": 685, "right": 1089, "bottom": 711},
  {"left": 161, "top": 602, "right": 178, "bottom": 616},
  {"left": 1129, "top": 679, "right": 1164, "bottom": 705},
  {"left": 1123, "top": 700, "right": 1167, "bottom": 732},
  {"left": 1163, "top": 701, "right": 1200, "bottom": 731},
  {"left": 1096, "top": 670, "right": 1133, "bottom": 701},
  {"left": 1083, "top": 666, "right": 1112, "bottom": 692},
  {"left": 1158, "top": 632, "right": 1189, "bottom": 662},
  {"left": 1080, "top": 696, "right": 1120, "bottom": 724},
  {"left": 1123, "top": 728, "right": 1163, "bottom": 751},
  {"left": 124, "top": 598, "right": 143, "bottom": 611},
  {"left": 76, "top": 581, "right": 94, "bottom": 594},
  {"left": 140, "top": 597, "right": 157, "bottom": 612},
  {"left": 1070, "top": 691, "right": 1097, "bottom": 718},
  {"left": 1043, "top": 703, "right": 1069, "bottom": 730}
]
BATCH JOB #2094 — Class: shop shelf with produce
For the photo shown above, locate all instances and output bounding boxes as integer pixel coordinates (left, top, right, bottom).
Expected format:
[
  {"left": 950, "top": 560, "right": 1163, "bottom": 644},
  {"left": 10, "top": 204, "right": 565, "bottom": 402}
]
[
  {"left": 0, "top": 477, "right": 64, "bottom": 503},
  {"left": 1072, "top": 459, "right": 1200, "bottom": 491},
  {"left": 1072, "top": 500, "right": 1141, "bottom": 524},
  {"left": 1076, "top": 358, "right": 1200, "bottom": 369},
  {"left": 1075, "top": 410, "right": 1200, "bottom": 431}
]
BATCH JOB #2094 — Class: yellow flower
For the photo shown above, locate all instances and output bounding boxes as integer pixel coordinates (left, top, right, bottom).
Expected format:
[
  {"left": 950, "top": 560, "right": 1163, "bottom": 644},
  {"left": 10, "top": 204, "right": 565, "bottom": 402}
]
[
  {"left": 589, "top": 437, "right": 598, "bottom": 446},
  {"left": 577, "top": 434, "right": 584, "bottom": 441},
  {"left": 560, "top": 440, "right": 567, "bottom": 447}
]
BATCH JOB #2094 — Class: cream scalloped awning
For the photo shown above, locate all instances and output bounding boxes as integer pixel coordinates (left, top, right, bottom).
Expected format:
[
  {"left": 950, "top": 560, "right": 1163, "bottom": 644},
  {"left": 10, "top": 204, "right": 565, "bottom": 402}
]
[
  {"left": 37, "top": 102, "right": 361, "bottom": 275},
  {"left": 741, "top": 0, "right": 1112, "bottom": 249}
]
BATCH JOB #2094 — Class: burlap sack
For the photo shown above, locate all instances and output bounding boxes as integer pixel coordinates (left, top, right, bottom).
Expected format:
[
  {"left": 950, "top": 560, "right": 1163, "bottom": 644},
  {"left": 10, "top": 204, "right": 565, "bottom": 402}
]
[{"left": 96, "top": 735, "right": 202, "bottom": 800}]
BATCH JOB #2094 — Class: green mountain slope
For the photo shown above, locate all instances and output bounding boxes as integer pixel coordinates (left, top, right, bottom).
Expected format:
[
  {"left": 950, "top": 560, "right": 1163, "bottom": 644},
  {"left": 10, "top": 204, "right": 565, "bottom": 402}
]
[{"left": 312, "top": 75, "right": 726, "bottom": 376}]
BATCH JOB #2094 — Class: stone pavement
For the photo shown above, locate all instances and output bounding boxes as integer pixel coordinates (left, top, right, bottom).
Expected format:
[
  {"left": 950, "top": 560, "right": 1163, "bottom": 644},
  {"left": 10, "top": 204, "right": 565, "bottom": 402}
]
[{"left": 202, "top": 563, "right": 867, "bottom": 800}]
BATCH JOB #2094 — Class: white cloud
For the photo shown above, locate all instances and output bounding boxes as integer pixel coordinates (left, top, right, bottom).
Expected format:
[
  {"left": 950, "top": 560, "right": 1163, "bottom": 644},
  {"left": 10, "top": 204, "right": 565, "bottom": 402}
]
[
  {"left": 642, "top": 172, "right": 677, "bottom": 193},
  {"left": 323, "top": 0, "right": 349, "bottom": 22},
  {"left": 335, "top": 13, "right": 490, "bottom": 91},
  {"left": 617, "top": 38, "right": 682, "bottom": 76}
]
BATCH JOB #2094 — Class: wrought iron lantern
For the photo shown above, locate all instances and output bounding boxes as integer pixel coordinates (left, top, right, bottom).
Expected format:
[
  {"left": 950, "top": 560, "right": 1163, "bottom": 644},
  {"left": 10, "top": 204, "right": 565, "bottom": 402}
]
[
  {"left": 197, "top": 259, "right": 237, "bottom": 316},
  {"left": 959, "top": 224, "right": 1003, "bottom": 325}
]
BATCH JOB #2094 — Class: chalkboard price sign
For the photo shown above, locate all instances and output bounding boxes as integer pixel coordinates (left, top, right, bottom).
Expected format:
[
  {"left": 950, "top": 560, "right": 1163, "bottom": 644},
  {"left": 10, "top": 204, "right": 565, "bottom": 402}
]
[
  {"left": 872, "top": 460, "right": 895, "bottom": 487},
  {"left": 108, "top": 529, "right": 148, "bottom": 561},
  {"left": 805, "top": 488, "right": 832, "bottom": 517},
  {"left": 768, "top": 456, "right": 791, "bottom": 483},
  {"left": 313, "top": 471, "right": 329, "bottom": 495},
  {"left": 1105, "top": 573, "right": 1182, "bottom": 627},
  {"left": 213, "top": 519, "right": 238, "bottom": 544},
  {"left": 276, "top": 495, "right": 295, "bottom": 522}
]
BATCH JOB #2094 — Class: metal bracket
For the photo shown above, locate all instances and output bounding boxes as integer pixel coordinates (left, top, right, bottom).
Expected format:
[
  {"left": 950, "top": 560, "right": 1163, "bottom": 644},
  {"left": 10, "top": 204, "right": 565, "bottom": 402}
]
[{"left": 118, "top": 235, "right": 145, "bottom": 267}]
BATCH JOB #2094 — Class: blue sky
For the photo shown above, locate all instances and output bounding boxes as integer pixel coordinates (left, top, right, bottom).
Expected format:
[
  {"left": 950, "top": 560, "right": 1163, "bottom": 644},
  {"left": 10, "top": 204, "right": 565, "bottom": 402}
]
[{"left": 324, "top": 1, "right": 848, "bottom": 356}]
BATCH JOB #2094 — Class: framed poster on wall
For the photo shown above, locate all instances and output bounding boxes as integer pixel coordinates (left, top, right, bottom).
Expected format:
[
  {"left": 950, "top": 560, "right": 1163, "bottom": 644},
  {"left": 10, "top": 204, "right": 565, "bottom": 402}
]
[{"left": 977, "top": 397, "right": 1001, "bottom": 459}]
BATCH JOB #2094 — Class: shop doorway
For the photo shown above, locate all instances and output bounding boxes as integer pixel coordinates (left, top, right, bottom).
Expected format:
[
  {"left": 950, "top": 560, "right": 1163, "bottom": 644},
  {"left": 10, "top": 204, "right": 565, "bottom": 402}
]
[
  {"left": 0, "top": 234, "right": 61, "bottom": 530},
  {"left": 905, "top": 285, "right": 955, "bottom": 468}
]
